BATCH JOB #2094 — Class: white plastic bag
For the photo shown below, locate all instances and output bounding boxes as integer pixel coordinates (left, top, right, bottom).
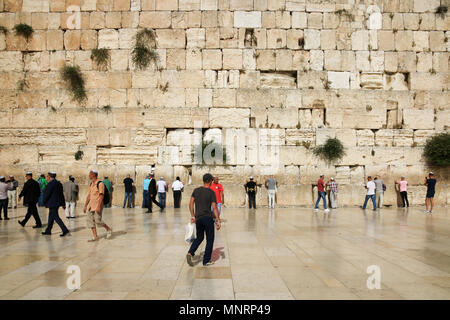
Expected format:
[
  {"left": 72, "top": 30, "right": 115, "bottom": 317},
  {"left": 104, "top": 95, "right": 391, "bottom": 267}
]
[{"left": 184, "top": 222, "right": 196, "bottom": 244}]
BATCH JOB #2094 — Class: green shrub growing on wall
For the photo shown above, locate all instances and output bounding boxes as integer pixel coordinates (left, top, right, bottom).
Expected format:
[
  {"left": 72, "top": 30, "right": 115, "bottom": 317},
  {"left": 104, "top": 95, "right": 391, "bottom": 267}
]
[
  {"left": 60, "top": 65, "right": 87, "bottom": 103},
  {"left": 313, "top": 137, "right": 345, "bottom": 162},
  {"left": 423, "top": 132, "right": 450, "bottom": 166},
  {"left": 132, "top": 28, "right": 159, "bottom": 70},
  {"left": 14, "top": 23, "right": 33, "bottom": 39},
  {"left": 91, "top": 48, "right": 110, "bottom": 71}
]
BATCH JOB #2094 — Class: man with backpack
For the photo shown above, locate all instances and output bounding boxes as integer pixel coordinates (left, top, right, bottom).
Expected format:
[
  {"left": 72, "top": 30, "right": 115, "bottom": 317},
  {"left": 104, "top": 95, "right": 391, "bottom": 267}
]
[{"left": 83, "top": 170, "right": 112, "bottom": 242}]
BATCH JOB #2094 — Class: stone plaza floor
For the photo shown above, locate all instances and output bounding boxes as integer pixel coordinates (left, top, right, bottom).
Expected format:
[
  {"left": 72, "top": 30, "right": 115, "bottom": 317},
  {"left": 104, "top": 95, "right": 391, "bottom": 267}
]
[{"left": 0, "top": 204, "right": 449, "bottom": 300}]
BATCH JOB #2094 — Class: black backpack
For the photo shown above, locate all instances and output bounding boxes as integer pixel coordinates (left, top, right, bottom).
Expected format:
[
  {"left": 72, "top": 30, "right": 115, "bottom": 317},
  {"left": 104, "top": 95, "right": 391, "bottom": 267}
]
[{"left": 97, "top": 181, "right": 110, "bottom": 205}]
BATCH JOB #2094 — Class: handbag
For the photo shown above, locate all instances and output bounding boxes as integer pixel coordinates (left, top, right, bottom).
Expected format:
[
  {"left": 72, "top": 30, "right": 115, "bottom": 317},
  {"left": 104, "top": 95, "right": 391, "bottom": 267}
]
[{"left": 184, "top": 222, "right": 196, "bottom": 244}]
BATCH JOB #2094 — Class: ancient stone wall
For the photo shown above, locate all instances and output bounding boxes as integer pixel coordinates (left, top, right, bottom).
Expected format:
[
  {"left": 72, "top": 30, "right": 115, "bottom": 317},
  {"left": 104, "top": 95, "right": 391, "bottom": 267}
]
[{"left": 0, "top": 0, "right": 449, "bottom": 207}]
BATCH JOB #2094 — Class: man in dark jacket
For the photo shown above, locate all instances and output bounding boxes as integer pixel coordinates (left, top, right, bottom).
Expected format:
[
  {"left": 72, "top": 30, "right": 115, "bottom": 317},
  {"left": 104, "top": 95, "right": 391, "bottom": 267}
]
[
  {"left": 146, "top": 173, "right": 163, "bottom": 213},
  {"left": 18, "top": 172, "right": 42, "bottom": 228},
  {"left": 41, "top": 172, "right": 70, "bottom": 237}
]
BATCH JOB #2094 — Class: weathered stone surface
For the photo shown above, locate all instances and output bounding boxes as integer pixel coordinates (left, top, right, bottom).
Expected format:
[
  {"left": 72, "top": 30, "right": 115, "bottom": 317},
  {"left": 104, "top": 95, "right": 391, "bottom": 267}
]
[
  {"left": 403, "top": 109, "right": 435, "bottom": 129},
  {"left": 234, "top": 11, "right": 261, "bottom": 28},
  {"left": 209, "top": 108, "right": 250, "bottom": 128}
]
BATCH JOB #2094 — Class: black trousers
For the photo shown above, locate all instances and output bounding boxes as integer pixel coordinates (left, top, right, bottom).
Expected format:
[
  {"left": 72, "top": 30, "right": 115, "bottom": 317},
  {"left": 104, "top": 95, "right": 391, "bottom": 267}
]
[
  {"left": 45, "top": 207, "right": 69, "bottom": 233},
  {"left": 22, "top": 202, "right": 42, "bottom": 226},
  {"left": 188, "top": 216, "right": 215, "bottom": 265},
  {"left": 248, "top": 193, "right": 256, "bottom": 209},
  {"left": 173, "top": 190, "right": 182, "bottom": 208},
  {"left": 147, "top": 194, "right": 162, "bottom": 212},
  {"left": 400, "top": 191, "right": 409, "bottom": 207},
  {"left": 0, "top": 199, "right": 8, "bottom": 218}
]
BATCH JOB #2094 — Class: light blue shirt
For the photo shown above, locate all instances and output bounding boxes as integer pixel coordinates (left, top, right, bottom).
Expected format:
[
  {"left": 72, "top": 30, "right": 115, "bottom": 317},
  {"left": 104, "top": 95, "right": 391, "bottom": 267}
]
[{"left": 143, "top": 178, "right": 150, "bottom": 191}]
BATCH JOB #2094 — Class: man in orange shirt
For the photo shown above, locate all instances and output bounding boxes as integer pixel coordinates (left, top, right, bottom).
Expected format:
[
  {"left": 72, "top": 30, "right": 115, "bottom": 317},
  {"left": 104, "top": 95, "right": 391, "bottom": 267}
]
[
  {"left": 83, "top": 170, "right": 112, "bottom": 242},
  {"left": 210, "top": 176, "right": 224, "bottom": 217}
]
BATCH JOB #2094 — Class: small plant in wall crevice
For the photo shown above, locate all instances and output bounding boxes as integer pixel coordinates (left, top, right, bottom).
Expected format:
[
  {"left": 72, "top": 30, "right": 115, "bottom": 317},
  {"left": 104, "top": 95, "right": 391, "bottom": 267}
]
[
  {"left": 313, "top": 137, "right": 345, "bottom": 163},
  {"left": 91, "top": 48, "right": 110, "bottom": 71},
  {"left": 436, "top": 6, "right": 448, "bottom": 19},
  {"left": 17, "top": 79, "right": 28, "bottom": 91},
  {"left": 74, "top": 150, "right": 84, "bottom": 161},
  {"left": 0, "top": 26, "right": 7, "bottom": 34},
  {"left": 60, "top": 65, "right": 87, "bottom": 103},
  {"left": 14, "top": 23, "right": 33, "bottom": 39}
]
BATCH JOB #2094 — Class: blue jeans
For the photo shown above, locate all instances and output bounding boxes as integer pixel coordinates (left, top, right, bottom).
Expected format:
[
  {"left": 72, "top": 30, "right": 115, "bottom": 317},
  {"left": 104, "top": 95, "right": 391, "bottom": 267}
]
[
  {"left": 142, "top": 190, "right": 149, "bottom": 208},
  {"left": 123, "top": 192, "right": 133, "bottom": 208},
  {"left": 188, "top": 216, "right": 215, "bottom": 265},
  {"left": 158, "top": 192, "right": 166, "bottom": 208},
  {"left": 314, "top": 191, "right": 327, "bottom": 209},
  {"left": 38, "top": 191, "right": 44, "bottom": 207},
  {"left": 363, "top": 195, "right": 377, "bottom": 210},
  {"left": 211, "top": 203, "right": 222, "bottom": 217}
]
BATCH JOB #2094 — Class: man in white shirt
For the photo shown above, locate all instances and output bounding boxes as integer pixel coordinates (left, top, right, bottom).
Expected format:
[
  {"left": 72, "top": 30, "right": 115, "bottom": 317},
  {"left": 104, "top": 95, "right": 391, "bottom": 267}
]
[
  {"left": 362, "top": 176, "right": 377, "bottom": 210},
  {"left": 156, "top": 177, "right": 168, "bottom": 210},
  {"left": 171, "top": 176, "right": 184, "bottom": 208}
]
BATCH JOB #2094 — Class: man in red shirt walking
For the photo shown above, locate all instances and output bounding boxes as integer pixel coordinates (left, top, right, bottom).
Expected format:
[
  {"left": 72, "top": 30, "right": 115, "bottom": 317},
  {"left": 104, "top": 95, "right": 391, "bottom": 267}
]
[
  {"left": 314, "top": 174, "right": 329, "bottom": 212},
  {"left": 210, "top": 176, "right": 224, "bottom": 217}
]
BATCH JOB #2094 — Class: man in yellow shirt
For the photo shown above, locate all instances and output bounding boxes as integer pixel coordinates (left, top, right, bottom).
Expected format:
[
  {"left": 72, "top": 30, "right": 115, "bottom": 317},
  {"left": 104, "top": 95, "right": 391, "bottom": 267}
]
[{"left": 83, "top": 170, "right": 112, "bottom": 242}]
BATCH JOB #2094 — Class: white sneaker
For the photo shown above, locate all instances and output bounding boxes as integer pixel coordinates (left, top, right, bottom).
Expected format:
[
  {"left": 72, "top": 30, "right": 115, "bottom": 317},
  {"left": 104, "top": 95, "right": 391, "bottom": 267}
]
[
  {"left": 314, "top": 208, "right": 318, "bottom": 211},
  {"left": 106, "top": 229, "right": 113, "bottom": 239},
  {"left": 324, "top": 209, "right": 330, "bottom": 212}
]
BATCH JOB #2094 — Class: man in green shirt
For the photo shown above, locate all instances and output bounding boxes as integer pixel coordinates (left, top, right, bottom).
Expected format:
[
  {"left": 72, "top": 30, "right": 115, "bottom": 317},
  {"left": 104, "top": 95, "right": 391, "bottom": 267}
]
[
  {"left": 37, "top": 174, "right": 47, "bottom": 207},
  {"left": 102, "top": 176, "right": 113, "bottom": 208}
]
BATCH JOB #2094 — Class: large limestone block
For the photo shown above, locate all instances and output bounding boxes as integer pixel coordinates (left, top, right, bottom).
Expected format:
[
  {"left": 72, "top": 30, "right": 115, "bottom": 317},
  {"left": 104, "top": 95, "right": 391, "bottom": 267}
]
[
  {"left": 403, "top": 109, "right": 435, "bottom": 129},
  {"left": 256, "top": 50, "right": 276, "bottom": 70},
  {"left": 222, "top": 49, "right": 242, "bottom": 69},
  {"left": 327, "top": 71, "right": 349, "bottom": 89},
  {"left": 279, "top": 146, "right": 314, "bottom": 166},
  {"left": 351, "top": 30, "right": 369, "bottom": 50},
  {"left": 267, "top": 107, "right": 298, "bottom": 129},
  {"left": 237, "top": 88, "right": 288, "bottom": 109},
  {"left": 98, "top": 29, "right": 119, "bottom": 49},
  {"left": 285, "top": 129, "right": 315, "bottom": 147},
  {"left": 357, "top": 129, "right": 375, "bottom": 146},
  {"left": 0, "top": 51, "right": 23, "bottom": 72},
  {"left": 0, "top": 128, "right": 86, "bottom": 145},
  {"left": 260, "top": 72, "right": 296, "bottom": 89},
  {"left": 109, "top": 128, "right": 131, "bottom": 146},
  {"left": 413, "top": 130, "right": 435, "bottom": 146},
  {"left": 393, "top": 129, "right": 414, "bottom": 147},
  {"left": 133, "top": 128, "right": 166, "bottom": 146},
  {"left": 186, "top": 28, "right": 205, "bottom": 48},
  {"left": 335, "top": 129, "right": 357, "bottom": 148},
  {"left": 167, "top": 129, "right": 202, "bottom": 146},
  {"left": 139, "top": 11, "right": 171, "bottom": 29},
  {"left": 413, "top": 0, "right": 440, "bottom": 13},
  {"left": 145, "top": 107, "right": 208, "bottom": 128},
  {"left": 374, "top": 129, "right": 393, "bottom": 147},
  {"left": 156, "top": 29, "right": 186, "bottom": 48},
  {"left": 22, "top": 0, "right": 49, "bottom": 12},
  {"left": 140, "top": 87, "right": 186, "bottom": 108},
  {"left": 234, "top": 11, "right": 262, "bottom": 28},
  {"left": 202, "top": 49, "right": 222, "bottom": 69},
  {"left": 210, "top": 108, "right": 250, "bottom": 128},
  {"left": 277, "top": 185, "right": 313, "bottom": 206},
  {"left": 97, "top": 147, "right": 158, "bottom": 165},
  {"left": 179, "top": 0, "right": 201, "bottom": 11},
  {"left": 395, "top": 30, "right": 413, "bottom": 51},
  {"left": 304, "top": 29, "right": 320, "bottom": 49}
]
